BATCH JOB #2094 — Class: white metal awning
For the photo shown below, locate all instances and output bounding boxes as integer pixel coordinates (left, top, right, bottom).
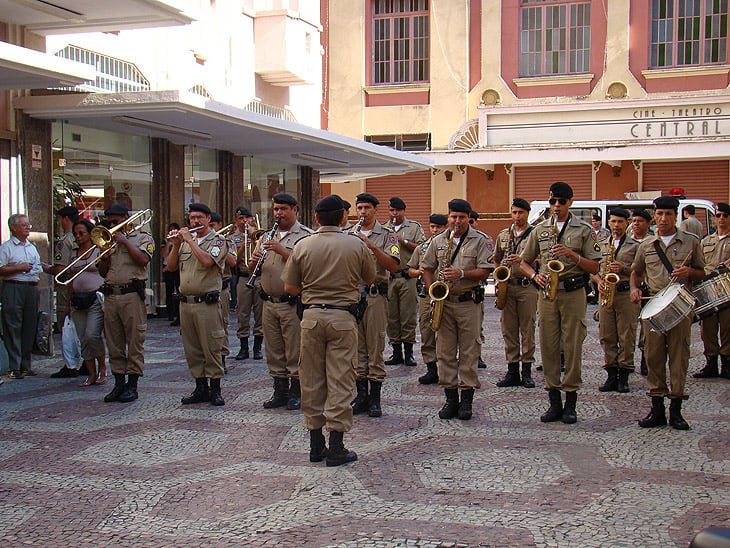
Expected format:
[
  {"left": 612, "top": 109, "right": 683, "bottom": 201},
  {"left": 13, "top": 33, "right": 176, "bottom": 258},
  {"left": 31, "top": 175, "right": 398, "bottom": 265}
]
[
  {"left": 0, "top": 41, "right": 95, "bottom": 90},
  {"left": 14, "top": 90, "right": 432, "bottom": 181}
]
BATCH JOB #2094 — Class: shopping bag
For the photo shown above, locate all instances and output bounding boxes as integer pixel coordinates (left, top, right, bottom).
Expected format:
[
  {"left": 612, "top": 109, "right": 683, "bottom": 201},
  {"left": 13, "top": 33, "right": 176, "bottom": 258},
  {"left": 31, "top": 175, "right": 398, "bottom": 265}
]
[
  {"left": 61, "top": 316, "right": 82, "bottom": 369},
  {"left": 32, "top": 311, "right": 54, "bottom": 356}
]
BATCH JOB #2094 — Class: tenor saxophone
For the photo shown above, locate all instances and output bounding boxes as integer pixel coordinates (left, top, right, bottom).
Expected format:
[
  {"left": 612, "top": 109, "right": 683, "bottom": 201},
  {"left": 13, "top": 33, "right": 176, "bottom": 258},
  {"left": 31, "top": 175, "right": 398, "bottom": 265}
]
[
  {"left": 494, "top": 223, "right": 514, "bottom": 310},
  {"left": 599, "top": 236, "right": 620, "bottom": 309},
  {"left": 544, "top": 215, "right": 565, "bottom": 302},
  {"left": 429, "top": 230, "right": 455, "bottom": 331}
]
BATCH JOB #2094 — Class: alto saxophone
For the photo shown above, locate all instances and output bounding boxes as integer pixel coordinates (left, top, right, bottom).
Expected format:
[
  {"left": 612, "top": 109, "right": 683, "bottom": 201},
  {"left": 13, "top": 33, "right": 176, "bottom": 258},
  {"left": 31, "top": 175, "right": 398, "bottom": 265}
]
[
  {"left": 429, "top": 230, "right": 455, "bottom": 331},
  {"left": 493, "top": 223, "right": 514, "bottom": 310},
  {"left": 599, "top": 236, "right": 620, "bottom": 309},
  {"left": 543, "top": 215, "right": 565, "bottom": 302}
]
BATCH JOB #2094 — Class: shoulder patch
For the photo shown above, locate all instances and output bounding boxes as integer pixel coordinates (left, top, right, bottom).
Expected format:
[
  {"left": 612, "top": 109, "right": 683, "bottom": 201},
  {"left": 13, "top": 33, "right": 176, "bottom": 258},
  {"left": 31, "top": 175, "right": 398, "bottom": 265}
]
[
  {"left": 54, "top": 252, "right": 62, "bottom": 261},
  {"left": 390, "top": 244, "right": 400, "bottom": 255},
  {"left": 146, "top": 242, "right": 155, "bottom": 255},
  {"left": 589, "top": 231, "right": 598, "bottom": 241},
  {"left": 486, "top": 241, "right": 494, "bottom": 253},
  {"left": 55, "top": 241, "right": 64, "bottom": 252},
  {"left": 215, "top": 239, "right": 224, "bottom": 247},
  {"left": 210, "top": 246, "right": 220, "bottom": 258},
  {"left": 594, "top": 242, "right": 601, "bottom": 252},
  {"left": 388, "top": 234, "right": 398, "bottom": 245},
  {"left": 540, "top": 230, "right": 550, "bottom": 239}
]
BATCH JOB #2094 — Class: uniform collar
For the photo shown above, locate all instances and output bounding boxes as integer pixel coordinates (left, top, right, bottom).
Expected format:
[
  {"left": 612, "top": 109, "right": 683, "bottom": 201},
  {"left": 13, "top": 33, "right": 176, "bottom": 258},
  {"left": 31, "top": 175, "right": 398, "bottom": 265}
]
[
  {"left": 317, "top": 226, "right": 342, "bottom": 233},
  {"left": 369, "top": 220, "right": 384, "bottom": 233}
]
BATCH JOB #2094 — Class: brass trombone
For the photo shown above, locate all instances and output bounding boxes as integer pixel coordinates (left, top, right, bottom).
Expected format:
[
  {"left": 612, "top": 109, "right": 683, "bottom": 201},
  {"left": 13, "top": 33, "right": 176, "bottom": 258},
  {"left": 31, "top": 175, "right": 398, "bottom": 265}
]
[
  {"left": 55, "top": 209, "right": 153, "bottom": 286},
  {"left": 243, "top": 215, "right": 266, "bottom": 264}
]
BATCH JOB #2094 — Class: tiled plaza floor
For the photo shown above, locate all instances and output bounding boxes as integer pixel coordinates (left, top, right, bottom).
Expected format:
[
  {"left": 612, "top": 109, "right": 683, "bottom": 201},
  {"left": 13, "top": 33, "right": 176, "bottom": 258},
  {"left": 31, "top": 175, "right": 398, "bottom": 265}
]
[{"left": 0, "top": 300, "right": 728, "bottom": 547}]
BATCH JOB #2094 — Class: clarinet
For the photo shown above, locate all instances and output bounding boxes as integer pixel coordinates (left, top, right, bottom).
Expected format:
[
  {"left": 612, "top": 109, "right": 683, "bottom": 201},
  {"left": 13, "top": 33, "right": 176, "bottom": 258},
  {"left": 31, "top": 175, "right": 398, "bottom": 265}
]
[{"left": 246, "top": 221, "right": 280, "bottom": 288}]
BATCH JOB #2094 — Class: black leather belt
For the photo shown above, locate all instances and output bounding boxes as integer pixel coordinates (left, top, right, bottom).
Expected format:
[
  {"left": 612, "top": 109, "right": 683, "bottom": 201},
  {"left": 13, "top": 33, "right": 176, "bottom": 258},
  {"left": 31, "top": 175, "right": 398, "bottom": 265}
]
[
  {"left": 365, "top": 283, "right": 389, "bottom": 296},
  {"left": 616, "top": 281, "right": 630, "bottom": 292},
  {"left": 222, "top": 278, "right": 230, "bottom": 290},
  {"left": 5, "top": 279, "right": 38, "bottom": 286},
  {"left": 178, "top": 291, "right": 220, "bottom": 304},
  {"left": 447, "top": 290, "right": 477, "bottom": 303},
  {"left": 101, "top": 283, "right": 136, "bottom": 295},
  {"left": 557, "top": 274, "right": 589, "bottom": 292},
  {"left": 303, "top": 304, "right": 349, "bottom": 311},
  {"left": 261, "top": 292, "right": 295, "bottom": 304},
  {"left": 509, "top": 276, "right": 532, "bottom": 287}
]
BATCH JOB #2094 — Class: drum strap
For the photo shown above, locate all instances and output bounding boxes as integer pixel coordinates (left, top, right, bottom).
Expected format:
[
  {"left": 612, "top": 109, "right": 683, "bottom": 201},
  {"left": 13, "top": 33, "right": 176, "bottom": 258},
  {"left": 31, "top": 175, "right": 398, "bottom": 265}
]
[{"left": 653, "top": 241, "right": 675, "bottom": 276}]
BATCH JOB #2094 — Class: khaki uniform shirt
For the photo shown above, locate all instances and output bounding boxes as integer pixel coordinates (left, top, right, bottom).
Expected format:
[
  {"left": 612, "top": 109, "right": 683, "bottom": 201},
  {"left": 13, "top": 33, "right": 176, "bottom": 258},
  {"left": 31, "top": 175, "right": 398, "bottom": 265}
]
[
  {"left": 631, "top": 230, "right": 705, "bottom": 296},
  {"left": 178, "top": 231, "right": 227, "bottom": 295},
  {"left": 104, "top": 231, "right": 154, "bottom": 284},
  {"left": 592, "top": 227, "right": 611, "bottom": 242},
  {"left": 494, "top": 225, "right": 535, "bottom": 278},
  {"left": 521, "top": 215, "right": 602, "bottom": 278},
  {"left": 385, "top": 218, "right": 425, "bottom": 268},
  {"left": 255, "top": 221, "right": 313, "bottom": 297},
  {"left": 345, "top": 220, "right": 400, "bottom": 285},
  {"left": 421, "top": 226, "right": 492, "bottom": 295},
  {"left": 598, "top": 235, "right": 640, "bottom": 284},
  {"left": 54, "top": 230, "right": 76, "bottom": 266},
  {"left": 222, "top": 233, "right": 239, "bottom": 278},
  {"left": 680, "top": 216, "right": 703, "bottom": 239},
  {"left": 701, "top": 231, "right": 730, "bottom": 275},
  {"left": 231, "top": 228, "right": 251, "bottom": 274},
  {"left": 408, "top": 237, "right": 432, "bottom": 269},
  {"left": 282, "top": 226, "right": 375, "bottom": 306}
]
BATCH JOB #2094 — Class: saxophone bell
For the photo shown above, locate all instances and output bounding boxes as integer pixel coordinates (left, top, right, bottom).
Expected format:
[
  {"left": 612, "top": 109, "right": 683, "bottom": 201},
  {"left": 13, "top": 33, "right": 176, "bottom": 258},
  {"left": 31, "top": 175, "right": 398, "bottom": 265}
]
[{"left": 544, "top": 215, "right": 565, "bottom": 302}]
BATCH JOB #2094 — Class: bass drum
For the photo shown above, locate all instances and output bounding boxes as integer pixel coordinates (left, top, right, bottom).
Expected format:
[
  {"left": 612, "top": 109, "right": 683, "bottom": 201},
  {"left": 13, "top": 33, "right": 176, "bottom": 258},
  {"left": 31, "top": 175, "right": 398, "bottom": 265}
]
[
  {"left": 639, "top": 283, "right": 695, "bottom": 335},
  {"left": 693, "top": 273, "right": 730, "bottom": 320}
]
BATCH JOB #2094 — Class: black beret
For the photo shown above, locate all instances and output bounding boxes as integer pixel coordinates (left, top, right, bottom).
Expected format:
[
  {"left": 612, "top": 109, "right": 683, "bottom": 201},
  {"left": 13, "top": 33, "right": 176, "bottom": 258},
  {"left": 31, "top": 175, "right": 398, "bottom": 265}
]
[
  {"left": 592, "top": 214, "right": 601, "bottom": 221},
  {"left": 632, "top": 208, "right": 652, "bottom": 221},
  {"left": 272, "top": 193, "right": 297, "bottom": 206},
  {"left": 315, "top": 194, "right": 345, "bottom": 213},
  {"left": 57, "top": 206, "right": 79, "bottom": 218},
  {"left": 549, "top": 181, "right": 573, "bottom": 199},
  {"left": 210, "top": 212, "right": 223, "bottom": 223},
  {"left": 448, "top": 198, "right": 472, "bottom": 214},
  {"left": 104, "top": 203, "right": 129, "bottom": 217},
  {"left": 429, "top": 214, "right": 448, "bottom": 226},
  {"left": 356, "top": 193, "right": 379, "bottom": 206},
  {"left": 608, "top": 207, "right": 630, "bottom": 220},
  {"left": 389, "top": 197, "right": 406, "bottom": 209},
  {"left": 469, "top": 210, "right": 479, "bottom": 220},
  {"left": 189, "top": 203, "right": 212, "bottom": 215},
  {"left": 235, "top": 206, "right": 252, "bottom": 216},
  {"left": 512, "top": 198, "right": 530, "bottom": 211},
  {"left": 653, "top": 196, "right": 680, "bottom": 211},
  {"left": 717, "top": 203, "right": 730, "bottom": 215},
  {"left": 343, "top": 200, "right": 351, "bottom": 210}
]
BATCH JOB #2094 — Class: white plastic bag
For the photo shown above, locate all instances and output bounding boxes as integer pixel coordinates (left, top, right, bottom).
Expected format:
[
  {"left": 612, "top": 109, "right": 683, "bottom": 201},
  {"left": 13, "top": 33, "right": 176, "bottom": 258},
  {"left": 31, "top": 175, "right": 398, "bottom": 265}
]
[{"left": 61, "top": 316, "right": 82, "bottom": 370}]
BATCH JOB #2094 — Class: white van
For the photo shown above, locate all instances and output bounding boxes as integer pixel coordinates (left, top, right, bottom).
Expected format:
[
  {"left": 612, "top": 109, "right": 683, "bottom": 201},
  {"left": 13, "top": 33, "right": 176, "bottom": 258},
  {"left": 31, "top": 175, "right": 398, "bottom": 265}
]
[{"left": 528, "top": 198, "right": 717, "bottom": 237}]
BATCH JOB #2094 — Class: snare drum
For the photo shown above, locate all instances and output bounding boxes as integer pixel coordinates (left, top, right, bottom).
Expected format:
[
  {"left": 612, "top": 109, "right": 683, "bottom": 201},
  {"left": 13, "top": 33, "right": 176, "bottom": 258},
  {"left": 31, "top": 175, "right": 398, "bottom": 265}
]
[
  {"left": 639, "top": 283, "right": 695, "bottom": 334},
  {"left": 693, "top": 273, "right": 730, "bottom": 319}
]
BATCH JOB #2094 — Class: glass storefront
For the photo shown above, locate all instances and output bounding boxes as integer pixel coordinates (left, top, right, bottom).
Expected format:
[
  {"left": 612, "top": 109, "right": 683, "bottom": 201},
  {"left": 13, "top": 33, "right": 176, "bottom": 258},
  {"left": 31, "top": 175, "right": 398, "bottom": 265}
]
[
  {"left": 184, "top": 145, "right": 218, "bottom": 211},
  {"left": 243, "top": 157, "right": 301, "bottom": 228}
]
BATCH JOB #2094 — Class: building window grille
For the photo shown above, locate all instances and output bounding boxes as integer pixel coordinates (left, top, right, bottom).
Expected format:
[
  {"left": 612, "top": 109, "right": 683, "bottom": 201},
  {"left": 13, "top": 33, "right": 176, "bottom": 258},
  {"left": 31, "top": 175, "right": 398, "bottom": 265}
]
[
  {"left": 366, "top": 133, "right": 431, "bottom": 151},
  {"left": 519, "top": 1, "right": 591, "bottom": 77},
  {"left": 372, "top": 0, "right": 429, "bottom": 85},
  {"left": 54, "top": 45, "right": 150, "bottom": 92},
  {"left": 650, "top": 0, "right": 728, "bottom": 67}
]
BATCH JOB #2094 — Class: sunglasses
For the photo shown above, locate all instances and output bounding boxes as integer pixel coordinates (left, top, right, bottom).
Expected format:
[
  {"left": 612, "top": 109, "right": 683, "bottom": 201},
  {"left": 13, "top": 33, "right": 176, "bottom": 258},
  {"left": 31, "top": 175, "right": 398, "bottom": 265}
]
[
  {"left": 548, "top": 198, "right": 568, "bottom": 206},
  {"left": 716, "top": 213, "right": 730, "bottom": 218}
]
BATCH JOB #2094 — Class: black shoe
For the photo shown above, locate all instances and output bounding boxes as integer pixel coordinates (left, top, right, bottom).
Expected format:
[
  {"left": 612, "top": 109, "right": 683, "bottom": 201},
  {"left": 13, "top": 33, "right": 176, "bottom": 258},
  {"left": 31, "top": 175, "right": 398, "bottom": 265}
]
[
  {"left": 209, "top": 378, "right": 225, "bottom": 406},
  {"left": 638, "top": 396, "right": 667, "bottom": 428},
  {"left": 263, "top": 377, "right": 289, "bottom": 408},
  {"left": 367, "top": 380, "right": 382, "bottom": 417},
  {"left": 181, "top": 378, "right": 210, "bottom": 404},
  {"left": 536, "top": 365, "right": 543, "bottom": 371},
  {"left": 235, "top": 338, "right": 249, "bottom": 360},
  {"left": 496, "top": 362, "right": 521, "bottom": 387},
  {"left": 617, "top": 368, "right": 630, "bottom": 393},
  {"left": 170, "top": 318, "right": 180, "bottom": 327},
  {"left": 721, "top": 355, "right": 730, "bottom": 380},
  {"left": 562, "top": 391, "right": 577, "bottom": 424},
  {"left": 599, "top": 367, "right": 618, "bottom": 392},
  {"left": 8, "top": 370, "right": 23, "bottom": 380},
  {"left": 640, "top": 354, "right": 648, "bottom": 376},
  {"left": 693, "top": 355, "right": 719, "bottom": 378},
  {"left": 521, "top": 363, "right": 535, "bottom": 388},
  {"left": 438, "top": 389, "right": 459, "bottom": 420},
  {"left": 309, "top": 428, "right": 328, "bottom": 463},
  {"left": 458, "top": 389, "right": 474, "bottom": 420},
  {"left": 384, "top": 343, "right": 404, "bottom": 366},
  {"left": 118, "top": 375, "right": 139, "bottom": 403},
  {"left": 326, "top": 431, "right": 357, "bottom": 467},
  {"left": 253, "top": 335, "right": 263, "bottom": 360},
  {"left": 478, "top": 357, "right": 487, "bottom": 369},
  {"left": 403, "top": 342, "right": 417, "bottom": 367},
  {"left": 560, "top": 352, "right": 565, "bottom": 373},
  {"left": 287, "top": 378, "right": 301, "bottom": 410},
  {"left": 104, "top": 374, "right": 126, "bottom": 402},
  {"left": 351, "top": 379, "right": 369, "bottom": 414},
  {"left": 668, "top": 398, "right": 689, "bottom": 430},
  {"left": 50, "top": 366, "right": 78, "bottom": 378},
  {"left": 222, "top": 356, "right": 227, "bottom": 375},
  {"left": 540, "top": 389, "right": 563, "bottom": 422},
  {"left": 418, "top": 361, "right": 439, "bottom": 385}
]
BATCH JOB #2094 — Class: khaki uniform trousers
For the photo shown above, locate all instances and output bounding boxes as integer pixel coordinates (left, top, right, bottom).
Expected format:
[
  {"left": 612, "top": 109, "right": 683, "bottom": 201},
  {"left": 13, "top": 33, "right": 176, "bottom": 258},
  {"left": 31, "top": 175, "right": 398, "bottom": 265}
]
[
  {"left": 263, "top": 300, "right": 301, "bottom": 379},
  {"left": 418, "top": 295, "right": 436, "bottom": 363},
  {"left": 71, "top": 299, "right": 104, "bottom": 361},
  {"left": 598, "top": 290, "right": 640, "bottom": 370},
  {"left": 56, "top": 290, "right": 70, "bottom": 331},
  {"left": 220, "top": 286, "right": 230, "bottom": 356},
  {"left": 538, "top": 288, "right": 587, "bottom": 392},
  {"left": 357, "top": 293, "right": 387, "bottom": 382},
  {"left": 104, "top": 293, "right": 146, "bottom": 376},
  {"left": 436, "top": 298, "right": 482, "bottom": 390},
  {"left": 644, "top": 316, "right": 691, "bottom": 399},
  {"left": 180, "top": 301, "right": 225, "bottom": 379},
  {"left": 387, "top": 276, "right": 418, "bottom": 344},
  {"left": 500, "top": 282, "right": 538, "bottom": 363},
  {"left": 701, "top": 307, "right": 730, "bottom": 356},
  {"left": 236, "top": 281, "right": 263, "bottom": 338},
  {"left": 299, "top": 308, "right": 357, "bottom": 432}
]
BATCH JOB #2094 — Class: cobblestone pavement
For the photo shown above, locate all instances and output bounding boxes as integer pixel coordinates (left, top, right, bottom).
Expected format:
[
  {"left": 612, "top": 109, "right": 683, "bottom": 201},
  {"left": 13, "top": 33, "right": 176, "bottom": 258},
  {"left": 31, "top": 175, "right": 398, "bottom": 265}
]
[{"left": 1, "top": 300, "right": 728, "bottom": 547}]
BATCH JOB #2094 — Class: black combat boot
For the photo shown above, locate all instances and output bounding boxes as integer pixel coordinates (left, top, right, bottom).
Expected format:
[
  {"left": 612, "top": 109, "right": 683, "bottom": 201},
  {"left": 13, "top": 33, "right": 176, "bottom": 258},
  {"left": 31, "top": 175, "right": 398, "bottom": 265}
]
[
  {"left": 253, "top": 335, "right": 264, "bottom": 360},
  {"left": 562, "top": 391, "right": 577, "bottom": 424},
  {"left": 104, "top": 374, "right": 127, "bottom": 403},
  {"left": 181, "top": 377, "right": 210, "bottom": 404},
  {"left": 721, "top": 355, "right": 730, "bottom": 379},
  {"left": 263, "top": 377, "right": 289, "bottom": 408},
  {"left": 617, "top": 368, "right": 630, "bottom": 393},
  {"left": 540, "top": 389, "right": 563, "bottom": 422},
  {"left": 222, "top": 356, "right": 227, "bottom": 374},
  {"left": 478, "top": 357, "right": 487, "bottom": 369},
  {"left": 599, "top": 367, "right": 619, "bottom": 392},
  {"left": 209, "top": 377, "right": 225, "bottom": 406},
  {"left": 521, "top": 363, "right": 535, "bottom": 388},
  {"left": 118, "top": 374, "right": 139, "bottom": 403},
  {"left": 418, "top": 361, "right": 439, "bottom": 385},
  {"left": 693, "top": 355, "right": 719, "bottom": 378},
  {"left": 309, "top": 428, "right": 328, "bottom": 463},
  {"left": 638, "top": 396, "right": 667, "bottom": 428},
  {"left": 235, "top": 337, "right": 249, "bottom": 360},
  {"left": 438, "top": 388, "right": 459, "bottom": 420},
  {"left": 496, "top": 362, "right": 521, "bottom": 387},
  {"left": 458, "top": 389, "right": 474, "bottom": 420},
  {"left": 287, "top": 377, "right": 301, "bottom": 410},
  {"left": 403, "top": 342, "right": 417, "bottom": 367},
  {"left": 326, "top": 431, "right": 357, "bottom": 467},
  {"left": 384, "top": 343, "right": 404, "bottom": 366},
  {"left": 367, "top": 380, "right": 382, "bottom": 417},
  {"left": 668, "top": 398, "right": 689, "bottom": 430},
  {"left": 640, "top": 353, "right": 648, "bottom": 376},
  {"left": 351, "top": 379, "right": 369, "bottom": 414}
]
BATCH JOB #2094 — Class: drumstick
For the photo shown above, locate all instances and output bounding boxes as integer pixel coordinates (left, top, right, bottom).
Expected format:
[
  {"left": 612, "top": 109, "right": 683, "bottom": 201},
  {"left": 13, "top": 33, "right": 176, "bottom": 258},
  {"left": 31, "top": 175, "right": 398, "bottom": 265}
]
[{"left": 668, "top": 250, "right": 693, "bottom": 285}]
